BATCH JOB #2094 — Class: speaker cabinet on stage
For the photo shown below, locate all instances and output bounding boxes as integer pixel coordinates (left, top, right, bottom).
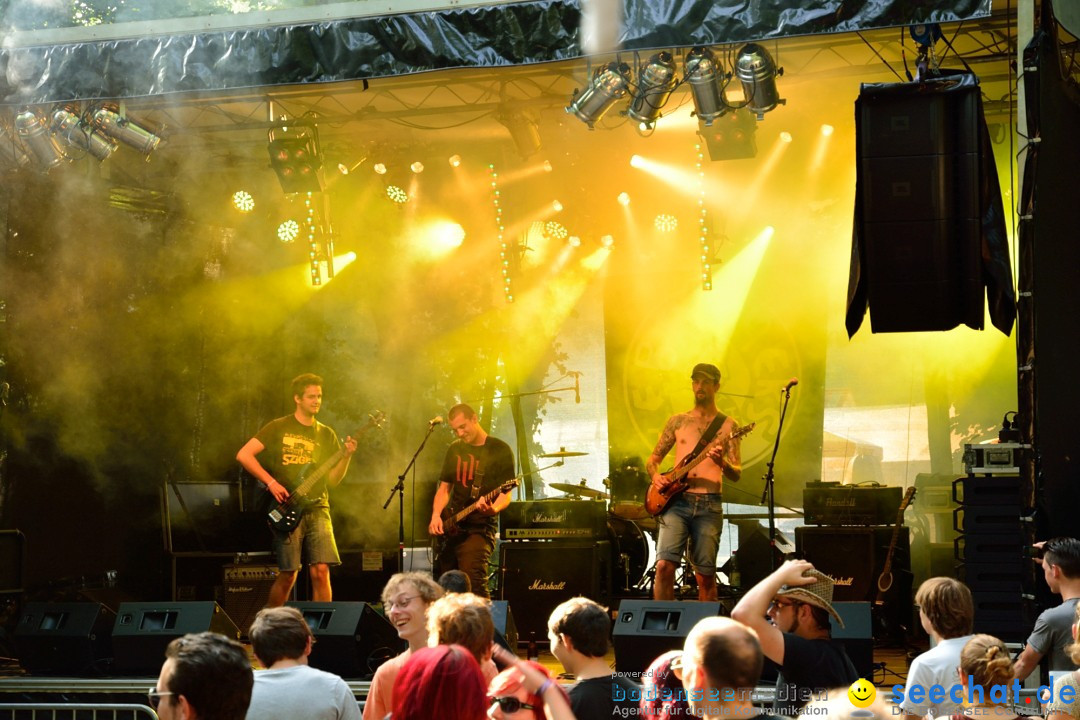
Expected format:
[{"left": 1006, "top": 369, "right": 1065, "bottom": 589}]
[
  {"left": 287, "top": 601, "right": 404, "bottom": 679},
  {"left": 490, "top": 600, "right": 518, "bottom": 652},
  {"left": 112, "top": 601, "right": 240, "bottom": 675},
  {"left": 795, "top": 526, "right": 910, "bottom": 601},
  {"left": 612, "top": 600, "right": 722, "bottom": 678},
  {"left": 498, "top": 540, "right": 611, "bottom": 643},
  {"left": 833, "top": 602, "right": 873, "bottom": 680},
  {"left": 15, "top": 602, "right": 115, "bottom": 675},
  {"left": 855, "top": 78, "right": 984, "bottom": 332},
  {"left": 221, "top": 563, "right": 279, "bottom": 637}
]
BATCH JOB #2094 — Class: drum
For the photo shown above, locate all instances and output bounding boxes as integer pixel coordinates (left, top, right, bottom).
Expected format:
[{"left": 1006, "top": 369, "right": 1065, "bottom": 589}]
[
  {"left": 609, "top": 458, "right": 650, "bottom": 520},
  {"left": 608, "top": 516, "right": 648, "bottom": 591}
]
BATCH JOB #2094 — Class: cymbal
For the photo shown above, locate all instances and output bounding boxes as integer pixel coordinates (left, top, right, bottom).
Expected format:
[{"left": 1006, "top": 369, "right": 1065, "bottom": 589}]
[
  {"left": 549, "top": 482, "right": 609, "bottom": 499},
  {"left": 540, "top": 449, "right": 589, "bottom": 458}
]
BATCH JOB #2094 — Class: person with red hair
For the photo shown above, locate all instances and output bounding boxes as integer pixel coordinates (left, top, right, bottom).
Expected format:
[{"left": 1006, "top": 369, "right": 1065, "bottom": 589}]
[
  {"left": 487, "top": 646, "right": 576, "bottom": 720},
  {"left": 390, "top": 644, "right": 487, "bottom": 720}
]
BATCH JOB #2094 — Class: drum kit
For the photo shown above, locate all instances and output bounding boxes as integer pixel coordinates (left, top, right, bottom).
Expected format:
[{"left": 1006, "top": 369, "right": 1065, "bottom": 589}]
[{"left": 539, "top": 449, "right": 655, "bottom": 593}]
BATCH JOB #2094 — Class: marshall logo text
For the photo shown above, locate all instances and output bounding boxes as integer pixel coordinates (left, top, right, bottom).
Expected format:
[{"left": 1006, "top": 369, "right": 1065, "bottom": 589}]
[{"left": 528, "top": 579, "right": 567, "bottom": 591}]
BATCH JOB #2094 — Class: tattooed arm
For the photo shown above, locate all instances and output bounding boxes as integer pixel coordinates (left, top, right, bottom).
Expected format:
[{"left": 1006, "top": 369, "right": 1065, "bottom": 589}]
[{"left": 647, "top": 415, "right": 682, "bottom": 488}]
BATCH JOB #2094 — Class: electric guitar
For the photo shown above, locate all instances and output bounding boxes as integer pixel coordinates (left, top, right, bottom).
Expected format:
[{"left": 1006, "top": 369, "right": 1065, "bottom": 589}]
[
  {"left": 265, "top": 411, "right": 385, "bottom": 533},
  {"left": 644, "top": 422, "right": 756, "bottom": 516},
  {"left": 431, "top": 477, "right": 519, "bottom": 557},
  {"left": 876, "top": 485, "right": 917, "bottom": 599}
]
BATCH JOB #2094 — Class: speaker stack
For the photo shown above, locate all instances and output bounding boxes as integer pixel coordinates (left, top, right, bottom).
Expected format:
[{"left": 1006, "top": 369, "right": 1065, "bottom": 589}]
[
  {"left": 498, "top": 499, "right": 610, "bottom": 643},
  {"left": 798, "top": 483, "right": 912, "bottom": 643}
]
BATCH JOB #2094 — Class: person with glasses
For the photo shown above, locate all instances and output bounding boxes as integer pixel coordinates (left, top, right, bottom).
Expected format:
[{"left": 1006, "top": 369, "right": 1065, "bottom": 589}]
[
  {"left": 1013, "top": 537, "right": 1080, "bottom": 682},
  {"left": 151, "top": 632, "right": 252, "bottom": 720},
  {"left": 363, "top": 572, "right": 444, "bottom": 720},
  {"left": 391, "top": 644, "right": 488, "bottom": 720},
  {"left": 731, "top": 559, "right": 858, "bottom": 717},
  {"left": 236, "top": 373, "right": 357, "bottom": 607},
  {"left": 487, "top": 644, "right": 575, "bottom": 720},
  {"left": 245, "top": 606, "right": 359, "bottom": 720},
  {"left": 899, "top": 578, "right": 975, "bottom": 720}
]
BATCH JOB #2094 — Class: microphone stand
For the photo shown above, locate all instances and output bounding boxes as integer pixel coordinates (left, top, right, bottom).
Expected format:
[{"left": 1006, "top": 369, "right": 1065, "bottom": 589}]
[
  {"left": 384, "top": 422, "right": 439, "bottom": 573},
  {"left": 761, "top": 384, "right": 795, "bottom": 572}
]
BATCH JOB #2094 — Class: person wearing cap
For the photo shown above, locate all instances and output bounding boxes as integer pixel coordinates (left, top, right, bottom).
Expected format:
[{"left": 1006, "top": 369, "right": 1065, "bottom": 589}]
[
  {"left": 731, "top": 559, "right": 858, "bottom": 717},
  {"left": 647, "top": 362, "right": 742, "bottom": 601}
]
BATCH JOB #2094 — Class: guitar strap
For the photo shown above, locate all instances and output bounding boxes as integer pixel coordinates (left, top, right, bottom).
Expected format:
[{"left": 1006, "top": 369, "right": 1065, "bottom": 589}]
[
  {"left": 684, "top": 413, "right": 727, "bottom": 467},
  {"left": 468, "top": 442, "right": 487, "bottom": 500}
]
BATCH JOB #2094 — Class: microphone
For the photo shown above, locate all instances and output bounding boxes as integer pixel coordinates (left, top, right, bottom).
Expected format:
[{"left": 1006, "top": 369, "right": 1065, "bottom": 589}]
[
  {"left": 428, "top": 416, "right": 443, "bottom": 427},
  {"left": 782, "top": 377, "right": 799, "bottom": 391},
  {"left": 574, "top": 374, "right": 581, "bottom": 404}
]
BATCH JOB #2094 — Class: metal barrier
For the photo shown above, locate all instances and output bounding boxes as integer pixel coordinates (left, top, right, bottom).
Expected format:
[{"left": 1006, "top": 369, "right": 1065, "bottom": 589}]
[{"left": 0, "top": 703, "right": 158, "bottom": 720}]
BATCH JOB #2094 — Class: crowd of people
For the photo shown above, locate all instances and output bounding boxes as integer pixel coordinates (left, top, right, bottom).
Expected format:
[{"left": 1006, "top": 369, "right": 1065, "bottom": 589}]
[{"left": 146, "top": 541, "right": 1080, "bottom": 720}]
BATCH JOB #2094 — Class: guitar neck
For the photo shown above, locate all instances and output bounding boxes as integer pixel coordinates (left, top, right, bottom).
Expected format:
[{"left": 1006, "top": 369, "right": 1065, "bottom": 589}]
[
  {"left": 451, "top": 484, "right": 505, "bottom": 524},
  {"left": 288, "top": 422, "right": 376, "bottom": 499}
]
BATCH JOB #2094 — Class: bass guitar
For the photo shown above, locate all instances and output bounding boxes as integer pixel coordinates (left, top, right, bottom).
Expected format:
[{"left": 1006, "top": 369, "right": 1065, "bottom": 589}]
[
  {"left": 431, "top": 477, "right": 519, "bottom": 557},
  {"left": 645, "top": 422, "right": 755, "bottom": 516},
  {"left": 265, "top": 411, "right": 385, "bottom": 533}
]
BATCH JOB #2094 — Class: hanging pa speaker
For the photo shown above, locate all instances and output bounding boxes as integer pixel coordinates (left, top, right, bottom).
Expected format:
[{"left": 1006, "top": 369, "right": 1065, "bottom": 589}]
[
  {"left": 112, "top": 601, "right": 241, "bottom": 675},
  {"left": 15, "top": 602, "right": 115, "bottom": 675},
  {"left": 286, "top": 601, "right": 405, "bottom": 680}
]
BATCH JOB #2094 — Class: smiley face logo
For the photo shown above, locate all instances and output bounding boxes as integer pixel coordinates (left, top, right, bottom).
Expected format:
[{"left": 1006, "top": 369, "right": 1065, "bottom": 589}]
[{"left": 848, "top": 678, "right": 876, "bottom": 708}]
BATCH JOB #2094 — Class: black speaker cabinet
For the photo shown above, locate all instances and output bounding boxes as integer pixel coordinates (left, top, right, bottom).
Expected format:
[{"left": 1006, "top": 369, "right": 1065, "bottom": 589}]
[
  {"left": 795, "top": 526, "right": 910, "bottom": 602},
  {"left": 221, "top": 563, "right": 279, "bottom": 637},
  {"left": 833, "top": 602, "right": 873, "bottom": 680},
  {"left": 612, "top": 600, "right": 721, "bottom": 679},
  {"left": 498, "top": 540, "right": 611, "bottom": 643},
  {"left": 490, "top": 600, "right": 518, "bottom": 651},
  {"left": 15, "top": 602, "right": 115, "bottom": 675},
  {"left": 287, "top": 601, "right": 405, "bottom": 679},
  {"left": 856, "top": 78, "right": 984, "bottom": 332},
  {"left": 112, "top": 601, "right": 241, "bottom": 675}
]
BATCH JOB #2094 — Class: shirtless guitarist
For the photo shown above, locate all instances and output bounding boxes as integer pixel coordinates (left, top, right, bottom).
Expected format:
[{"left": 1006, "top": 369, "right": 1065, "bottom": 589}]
[{"left": 647, "top": 363, "right": 742, "bottom": 601}]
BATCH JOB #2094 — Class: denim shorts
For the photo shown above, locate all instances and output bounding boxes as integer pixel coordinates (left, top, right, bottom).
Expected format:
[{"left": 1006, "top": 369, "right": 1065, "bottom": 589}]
[
  {"left": 273, "top": 506, "right": 341, "bottom": 571},
  {"left": 655, "top": 492, "right": 724, "bottom": 575}
]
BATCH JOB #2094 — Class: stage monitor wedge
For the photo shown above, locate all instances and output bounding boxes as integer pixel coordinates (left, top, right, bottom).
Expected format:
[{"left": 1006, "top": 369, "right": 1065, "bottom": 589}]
[
  {"left": 15, "top": 602, "right": 115, "bottom": 675},
  {"left": 287, "top": 601, "right": 404, "bottom": 679},
  {"left": 612, "top": 600, "right": 721, "bottom": 679},
  {"left": 112, "top": 601, "right": 241, "bottom": 675}
]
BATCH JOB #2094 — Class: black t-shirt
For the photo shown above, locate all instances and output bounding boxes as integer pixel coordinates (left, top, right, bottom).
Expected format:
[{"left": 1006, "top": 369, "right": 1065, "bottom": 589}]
[
  {"left": 438, "top": 436, "right": 515, "bottom": 531},
  {"left": 773, "top": 633, "right": 858, "bottom": 716},
  {"left": 254, "top": 415, "right": 342, "bottom": 508},
  {"left": 569, "top": 674, "right": 642, "bottom": 719}
]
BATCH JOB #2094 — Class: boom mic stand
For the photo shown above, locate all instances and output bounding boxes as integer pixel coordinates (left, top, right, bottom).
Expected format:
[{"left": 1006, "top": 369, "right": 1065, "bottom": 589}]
[
  {"left": 384, "top": 421, "right": 440, "bottom": 573},
  {"left": 761, "top": 380, "right": 797, "bottom": 572}
]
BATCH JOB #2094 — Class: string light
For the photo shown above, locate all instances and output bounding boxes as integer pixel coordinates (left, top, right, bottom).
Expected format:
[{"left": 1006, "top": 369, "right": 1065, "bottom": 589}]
[
  {"left": 696, "top": 144, "right": 712, "bottom": 291},
  {"left": 305, "top": 192, "right": 321, "bottom": 286},
  {"left": 489, "top": 164, "right": 513, "bottom": 303}
]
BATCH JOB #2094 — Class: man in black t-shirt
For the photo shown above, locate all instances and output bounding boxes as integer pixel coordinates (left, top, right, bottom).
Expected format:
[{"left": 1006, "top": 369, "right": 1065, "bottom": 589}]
[
  {"left": 237, "top": 373, "right": 356, "bottom": 607},
  {"left": 548, "top": 597, "right": 640, "bottom": 718},
  {"left": 731, "top": 560, "right": 858, "bottom": 716},
  {"left": 428, "top": 403, "right": 514, "bottom": 598}
]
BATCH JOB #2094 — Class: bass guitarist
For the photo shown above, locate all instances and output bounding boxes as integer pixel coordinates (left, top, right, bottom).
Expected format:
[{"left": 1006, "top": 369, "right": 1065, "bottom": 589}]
[
  {"left": 428, "top": 403, "right": 514, "bottom": 598},
  {"left": 236, "top": 373, "right": 356, "bottom": 607},
  {"left": 647, "top": 363, "right": 741, "bottom": 602}
]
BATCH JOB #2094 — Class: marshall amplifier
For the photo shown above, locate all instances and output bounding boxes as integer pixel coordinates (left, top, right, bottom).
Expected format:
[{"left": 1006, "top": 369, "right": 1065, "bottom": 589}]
[
  {"left": 803, "top": 484, "right": 902, "bottom": 526},
  {"left": 500, "top": 499, "right": 606, "bottom": 540},
  {"left": 795, "top": 526, "right": 910, "bottom": 602}
]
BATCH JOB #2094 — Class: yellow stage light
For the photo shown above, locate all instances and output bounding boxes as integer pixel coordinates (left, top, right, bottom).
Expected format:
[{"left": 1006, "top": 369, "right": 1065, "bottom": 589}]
[
  {"left": 449, "top": 154, "right": 462, "bottom": 167},
  {"left": 821, "top": 124, "right": 835, "bottom": 136},
  {"left": 374, "top": 163, "right": 387, "bottom": 174},
  {"left": 630, "top": 154, "right": 645, "bottom": 168},
  {"left": 552, "top": 200, "right": 564, "bottom": 213},
  {"left": 277, "top": 220, "right": 300, "bottom": 243},
  {"left": 617, "top": 192, "right": 630, "bottom": 206},
  {"left": 600, "top": 234, "right": 615, "bottom": 248},
  {"left": 654, "top": 214, "right": 678, "bottom": 233},
  {"left": 410, "top": 161, "right": 425, "bottom": 173},
  {"left": 387, "top": 185, "right": 409, "bottom": 204},
  {"left": 779, "top": 131, "right": 793, "bottom": 143},
  {"left": 543, "top": 160, "right": 553, "bottom": 172},
  {"left": 568, "top": 235, "right": 582, "bottom": 247},
  {"left": 232, "top": 190, "right": 255, "bottom": 213},
  {"left": 545, "top": 221, "right": 568, "bottom": 240}
]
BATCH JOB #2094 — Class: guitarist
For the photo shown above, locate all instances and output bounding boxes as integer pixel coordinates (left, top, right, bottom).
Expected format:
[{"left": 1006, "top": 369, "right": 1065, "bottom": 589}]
[
  {"left": 647, "top": 363, "right": 741, "bottom": 601},
  {"left": 236, "top": 373, "right": 357, "bottom": 607},
  {"left": 427, "top": 403, "right": 514, "bottom": 598}
]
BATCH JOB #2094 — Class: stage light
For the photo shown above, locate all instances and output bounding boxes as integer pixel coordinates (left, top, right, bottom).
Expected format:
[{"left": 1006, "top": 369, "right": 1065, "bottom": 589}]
[
  {"left": 374, "top": 163, "right": 387, "bottom": 174},
  {"left": 448, "top": 155, "right": 462, "bottom": 168},
  {"left": 0, "top": 123, "right": 31, "bottom": 169},
  {"left": 565, "top": 61, "right": 632, "bottom": 129},
  {"left": 543, "top": 160, "right": 553, "bottom": 172},
  {"left": 821, "top": 124, "right": 835, "bottom": 136},
  {"left": 15, "top": 108, "right": 64, "bottom": 170},
  {"left": 544, "top": 221, "right": 568, "bottom": 240},
  {"left": 568, "top": 235, "right": 582, "bottom": 247},
  {"left": 410, "top": 161, "right": 424, "bottom": 173},
  {"left": 50, "top": 106, "right": 116, "bottom": 161},
  {"left": 552, "top": 200, "right": 564, "bottom": 213},
  {"left": 779, "top": 131, "right": 793, "bottom": 143},
  {"left": 437, "top": 222, "right": 466, "bottom": 248},
  {"left": 498, "top": 108, "right": 542, "bottom": 157},
  {"left": 629, "top": 155, "right": 644, "bottom": 168},
  {"left": 627, "top": 51, "right": 678, "bottom": 128},
  {"left": 89, "top": 103, "right": 161, "bottom": 154},
  {"left": 387, "top": 185, "right": 409, "bottom": 204},
  {"left": 232, "top": 190, "right": 255, "bottom": 213},
  {"left": 600, "top": 234, "right": 615, "bottom": 248},
  {"left": 685, "top": 47, "right": 729, "bottom": 126},
  {"left": 735, "top": 43, "right": 784, "bottom": 119},
  {"left": 267, "top": 127, "right": 323, "bottom": 194},
  {"left": 277, "top": 219, "right": 300, "bottom": 243},
  {"left": 654, "top": 214, "right": 678, "bottom": 233},
  {"left": 617, "top": 192, "right": 630, "bottom": 206}
]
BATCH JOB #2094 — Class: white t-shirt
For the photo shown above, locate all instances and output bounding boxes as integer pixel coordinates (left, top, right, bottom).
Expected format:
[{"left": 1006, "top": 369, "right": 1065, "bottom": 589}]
[
  {"left": 900, "top": 635, "right": 974, "bottom": 718},
  {"left": 246, "top": 664, "right": 360, "bottom": 720}
]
